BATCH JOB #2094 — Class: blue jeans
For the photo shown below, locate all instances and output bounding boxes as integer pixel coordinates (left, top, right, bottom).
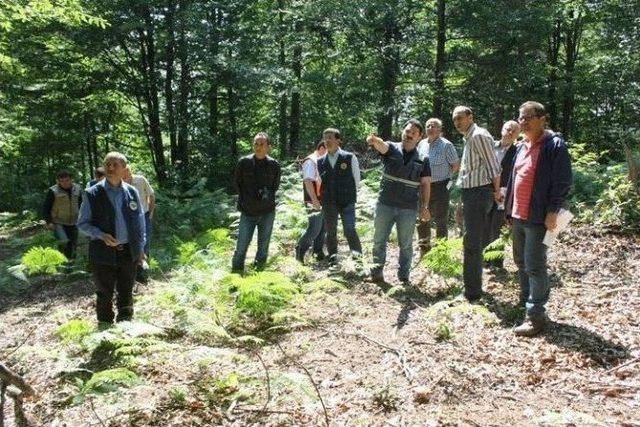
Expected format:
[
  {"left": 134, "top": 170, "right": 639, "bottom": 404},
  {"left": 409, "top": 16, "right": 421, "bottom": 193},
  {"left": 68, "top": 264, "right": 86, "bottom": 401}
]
[
  {"left": 372, "top": 203, "right": 417, "bottom": 280},
  {"left": 512, "top": 219, "right": 549, "bottom": 319},
  {"left": 461, "top": 186, "right": 493, "bottom": 298},
  {"left": 297, "top": 208, "right": 325, "bottom": 256},
  {"left": 232, "top": 210, "right": 276, "bottom": 270},
  {"left": 323, "top": 202, "right": 362, "bottom": 257}
]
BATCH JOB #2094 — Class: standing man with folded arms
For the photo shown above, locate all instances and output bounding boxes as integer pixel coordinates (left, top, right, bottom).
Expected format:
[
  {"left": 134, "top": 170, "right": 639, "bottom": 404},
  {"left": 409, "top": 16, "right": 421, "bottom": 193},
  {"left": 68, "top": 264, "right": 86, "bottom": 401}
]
[
  {"left": 452, "top": 106, "right": 501, "bottom": 301},
  {"left": 416, "top": 118, "right": 459, "bottom": 256},
  {"left": 77, "top": 152, "right": 146, "bottom": 325}
]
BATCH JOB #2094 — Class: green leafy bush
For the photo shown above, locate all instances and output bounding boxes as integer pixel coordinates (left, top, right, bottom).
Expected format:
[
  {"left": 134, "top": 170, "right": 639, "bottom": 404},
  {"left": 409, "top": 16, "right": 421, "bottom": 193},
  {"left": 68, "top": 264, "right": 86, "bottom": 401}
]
[
  {"left": 72, "top": 368, "right": 139, "bottom": 404},
  {"left": 55, "top": 319, "right": 93, "bottom": 344},
  {"left": 422, "top": 238, "right": 463, "bottom": 278},
  {"left": 225, "top": 272, "right": 299, "bottom": 318},
  {"left": 593, "top": 172, "right": 640, "bottom": 232},
  {"left": 21, "top": 246, "right": 67, "bottom": 275}
]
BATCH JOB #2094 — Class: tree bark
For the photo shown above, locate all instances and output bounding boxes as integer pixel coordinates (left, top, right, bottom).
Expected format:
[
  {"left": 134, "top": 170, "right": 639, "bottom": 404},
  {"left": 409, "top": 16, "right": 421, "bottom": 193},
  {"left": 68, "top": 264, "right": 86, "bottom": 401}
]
[
  {"left": 546, "top": 20, "right": 562, "bottom": 130},
  {"left": 432, "top": 0, "right": 446, "bottom": 118},
  {"left": 134, "top": 5, "right": 167, "bottom": 186},
  {"left": 176, "top": 0, "right": 191, "bottom": 177},
  {"left": 377, "top": 29, "right": 398, "bottom": 140},
  {"left": 289, "top": 21, "right": 302, "bottom": 157},
  {"left": 278, "top": 0, "right": 289, "bottom": 152},
  {"left": 164, "top": 0, "right": 178, "bottom": 166},
  {"left": 562, "top": 10, "right": 583, "bottom": 141}
]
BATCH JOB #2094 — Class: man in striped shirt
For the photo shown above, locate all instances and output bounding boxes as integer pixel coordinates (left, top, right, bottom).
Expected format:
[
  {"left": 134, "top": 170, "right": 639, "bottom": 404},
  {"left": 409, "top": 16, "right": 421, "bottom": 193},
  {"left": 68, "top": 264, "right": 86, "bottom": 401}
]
[
  {"left": 506, "top": 101, "right": 572, "bottom": 337},
  {"left": 452, "top": 106, "right": 502, "bottom": 301}
]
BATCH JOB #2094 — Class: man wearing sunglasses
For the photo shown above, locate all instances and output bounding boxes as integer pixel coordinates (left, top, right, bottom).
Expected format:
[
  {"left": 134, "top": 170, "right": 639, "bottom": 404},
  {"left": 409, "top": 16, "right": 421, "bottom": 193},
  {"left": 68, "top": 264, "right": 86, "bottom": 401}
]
[{"left": 505, "top": 101, "right": 572, "bottom": 337}]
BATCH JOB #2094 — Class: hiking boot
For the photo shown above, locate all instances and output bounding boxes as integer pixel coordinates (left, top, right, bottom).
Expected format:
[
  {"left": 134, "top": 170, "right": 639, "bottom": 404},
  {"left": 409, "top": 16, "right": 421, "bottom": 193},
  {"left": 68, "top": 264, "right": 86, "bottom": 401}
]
[
  {"left": 295, "top": 245, "right": 305, "bottom": 264},
  {"left": 514, "top": 315, "right": 547, "bottom": 337},
  {"left": 313, "top": 251, "right": 326, "bottom": 261},
  {"left": 328, "top": 254, "right": 339, "bottom": 267},
  {"left": 419, "top": 246, "right": 431, "bottom": 259}
]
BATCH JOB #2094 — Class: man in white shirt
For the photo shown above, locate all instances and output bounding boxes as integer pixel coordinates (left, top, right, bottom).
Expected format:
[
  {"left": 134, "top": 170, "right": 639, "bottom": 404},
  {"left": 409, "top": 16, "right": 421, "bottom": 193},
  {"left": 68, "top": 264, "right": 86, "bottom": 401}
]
[
  {"left": 295, "top": 140, "right": 327, "bottom": 263},
  {"left": 124, "top": 168, "right": 155, "bottom": 282}
]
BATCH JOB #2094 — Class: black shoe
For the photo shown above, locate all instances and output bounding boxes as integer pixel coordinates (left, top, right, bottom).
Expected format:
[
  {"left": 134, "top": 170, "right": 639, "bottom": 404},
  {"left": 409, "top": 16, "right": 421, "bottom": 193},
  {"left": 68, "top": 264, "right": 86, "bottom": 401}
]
[
  {"left": 328, "top": 254, "right": 338, "bottom": 267},
  {"left": 314, "top": 251, "right": 326, "bottom": 261},
  {"left": 295, "top": 246, "right": 305, "bottom": 264},
  {"left": 370, "top": 268, "right": 384, "bottom": 283}
]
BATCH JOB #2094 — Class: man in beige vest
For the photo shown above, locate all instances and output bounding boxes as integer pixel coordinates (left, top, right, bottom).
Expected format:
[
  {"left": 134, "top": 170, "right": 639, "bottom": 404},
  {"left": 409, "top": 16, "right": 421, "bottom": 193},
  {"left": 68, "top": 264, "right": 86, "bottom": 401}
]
[{"left": 42, "top": 170, "right": 83, "bottom": 259}]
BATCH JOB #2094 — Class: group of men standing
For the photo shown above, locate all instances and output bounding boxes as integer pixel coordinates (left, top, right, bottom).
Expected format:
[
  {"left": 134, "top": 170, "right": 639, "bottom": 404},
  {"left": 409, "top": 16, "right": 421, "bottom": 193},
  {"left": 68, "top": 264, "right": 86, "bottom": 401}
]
[
  {"left": 232, "top": 100, "right": 572, "bottom": 337},
  {"left": 42, "top": 154, "right": 155, "bottom": 325}
]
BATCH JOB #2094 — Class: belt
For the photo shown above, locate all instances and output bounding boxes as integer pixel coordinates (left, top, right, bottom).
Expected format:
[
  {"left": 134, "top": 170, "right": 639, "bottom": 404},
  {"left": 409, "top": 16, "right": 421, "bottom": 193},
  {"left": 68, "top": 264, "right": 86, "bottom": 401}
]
[{"left": 382, "top": 173, "right": 420, "bottom": 187}]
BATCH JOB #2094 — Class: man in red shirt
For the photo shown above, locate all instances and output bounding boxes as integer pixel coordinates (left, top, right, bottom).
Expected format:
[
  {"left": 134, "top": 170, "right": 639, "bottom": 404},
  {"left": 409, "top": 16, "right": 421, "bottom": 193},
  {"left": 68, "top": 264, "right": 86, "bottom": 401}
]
[{"left": 505, "top": 101, "right": 572, "bottom": 337}]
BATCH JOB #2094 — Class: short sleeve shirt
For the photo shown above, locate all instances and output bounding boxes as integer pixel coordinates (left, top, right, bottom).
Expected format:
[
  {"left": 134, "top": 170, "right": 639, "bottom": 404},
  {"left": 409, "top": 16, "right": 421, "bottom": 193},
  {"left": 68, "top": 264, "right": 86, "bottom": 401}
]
[{"left": 131, "top": 175, "right": 154, "bottom": 213}]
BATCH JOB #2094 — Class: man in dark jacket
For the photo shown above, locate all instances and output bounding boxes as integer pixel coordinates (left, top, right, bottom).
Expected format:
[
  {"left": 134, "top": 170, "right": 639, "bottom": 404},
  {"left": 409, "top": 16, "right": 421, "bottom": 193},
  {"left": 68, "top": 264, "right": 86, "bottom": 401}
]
[
  {"left": 484, "top": 120, "right": 520, "bottom": 267},
  {"left": 42, "top": 170, "right": 82, "bottom": 259},
  {"left": 317, "top": 128, "right": 362, "bottom": 265},
  {"left": 231, "top": 132, "right": 281, "bottom": 273},
  {"left": 367, "top": 119, "right": 432, "bottom": 283},
  {"left": 506, "top": 101, "right": 572, "bottom": 337},
  {"left": 77, "top": 152, "right": 146, "bottom": 324}
]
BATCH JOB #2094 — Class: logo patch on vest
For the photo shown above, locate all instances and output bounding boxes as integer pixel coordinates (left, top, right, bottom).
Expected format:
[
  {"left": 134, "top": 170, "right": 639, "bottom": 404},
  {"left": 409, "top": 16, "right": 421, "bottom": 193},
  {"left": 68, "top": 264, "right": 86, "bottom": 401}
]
[
  {"left": 129, "top": 201, "right": 138, "bottom": 211},
  {"left": 340, "top": 162, "right": 347, "bottom": 170}
]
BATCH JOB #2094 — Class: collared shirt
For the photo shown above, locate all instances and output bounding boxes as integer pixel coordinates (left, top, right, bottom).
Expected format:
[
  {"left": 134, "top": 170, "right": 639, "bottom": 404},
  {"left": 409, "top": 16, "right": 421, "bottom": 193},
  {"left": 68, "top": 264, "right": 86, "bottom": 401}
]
[
  {"left": 327, "top": 148, "right": 360, "bottom": 188},
  {"left": 512, "top": 131, "right": 550, "bottom": 220},
  {"left": 301, "top": 153, "right": 320, "bottom": 182},
  {"left": 417, "top": 136, "right": 459, "bottom": 183},
  {"left": 456, "top": 123, "right": 501, "bottom": 189},
  {"left": 77, "top": 179, "right": 130, "bottom": 244}
]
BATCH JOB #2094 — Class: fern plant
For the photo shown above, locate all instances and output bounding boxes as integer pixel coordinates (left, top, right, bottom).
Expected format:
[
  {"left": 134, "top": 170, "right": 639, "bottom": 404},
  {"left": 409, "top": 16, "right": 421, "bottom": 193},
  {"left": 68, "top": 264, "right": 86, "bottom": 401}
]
[
  {"left": 224, "top": 271, "right": 299, "bottom": 319},
  {"left": 422, "top": 238, "right": 463, "bottom": 278},
  {"left": 21, "top": 246, "right": 67, "bottom": 275}
]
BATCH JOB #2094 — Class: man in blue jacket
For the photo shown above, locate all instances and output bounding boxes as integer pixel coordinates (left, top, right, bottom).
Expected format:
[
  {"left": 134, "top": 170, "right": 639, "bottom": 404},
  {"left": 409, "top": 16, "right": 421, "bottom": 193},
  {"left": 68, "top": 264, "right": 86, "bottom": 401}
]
[
  {"left": 505, "top": 101, "right": 572, "bottom": 337},
  {"left": 77, "top": 152, "right": 146, "bottom": 325}
]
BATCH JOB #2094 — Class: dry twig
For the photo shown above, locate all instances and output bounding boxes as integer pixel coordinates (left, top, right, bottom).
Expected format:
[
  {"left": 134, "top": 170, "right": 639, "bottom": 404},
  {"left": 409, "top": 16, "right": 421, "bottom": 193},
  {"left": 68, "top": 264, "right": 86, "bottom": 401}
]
[{"left": 272, "top": 342, "right": 330, "bottom": 427}]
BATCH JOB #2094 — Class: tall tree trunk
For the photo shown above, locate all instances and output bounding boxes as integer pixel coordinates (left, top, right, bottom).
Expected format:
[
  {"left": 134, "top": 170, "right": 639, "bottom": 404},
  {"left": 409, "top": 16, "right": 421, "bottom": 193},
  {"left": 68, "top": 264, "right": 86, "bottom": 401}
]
[
  {"left": 176, "top": 0, "right": 191, "bottom": 177},
  {"left": 432, "top": 0, "right": 446, "bottom": 119},
  {"left": 165, "top": 0, "right": 178, "bottom": 165},
  {"left": 547, "top": 20, "right": 562, "bottom": 130},
  {"left": 228, "top": 83, "right": 238, "bottom": 160},
  {"left": 207, "top": 8, "right": 220, "bottom": 150},
  {"left": 562, "top": 10, "right": 583, "bottom": 141},
  {"left": 377, "top": 24, "right": 398, "bottom": 140},
  {"left": 137, "top": 5, "right": 167, "bottom": 186},
  {"left": 289, "top": 21, "right": 302, "bottom": 157},
  {"left": 278, "top": 0, "right": 288, "bottom": 152}
]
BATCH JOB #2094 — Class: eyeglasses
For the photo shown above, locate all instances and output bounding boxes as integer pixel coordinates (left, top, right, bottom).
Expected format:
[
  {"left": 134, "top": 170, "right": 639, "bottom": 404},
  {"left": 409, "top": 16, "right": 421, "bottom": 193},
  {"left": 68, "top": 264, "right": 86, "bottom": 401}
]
[{"left": 517, "top": 115, "right": 540, "bottom": 122}]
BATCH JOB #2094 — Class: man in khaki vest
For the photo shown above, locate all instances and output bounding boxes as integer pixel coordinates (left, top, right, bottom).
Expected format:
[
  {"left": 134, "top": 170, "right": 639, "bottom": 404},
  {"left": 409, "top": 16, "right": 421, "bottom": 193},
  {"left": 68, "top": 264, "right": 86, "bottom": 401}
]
[{"left": 42, "top": 170, "right": 83, "bottom": 259}]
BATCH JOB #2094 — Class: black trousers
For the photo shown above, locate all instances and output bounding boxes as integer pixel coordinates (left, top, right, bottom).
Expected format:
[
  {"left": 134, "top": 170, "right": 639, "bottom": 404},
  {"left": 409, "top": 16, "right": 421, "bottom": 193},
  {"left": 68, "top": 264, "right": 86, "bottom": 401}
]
[
  {"left": 417, "top": 180, "right": 451, "bottom": 251},
  {"left": 54, "top": 224, "right": 78, "bottom": 259},
  {"left": 92, "top": 247, "right": 136, "bottom": 323}
]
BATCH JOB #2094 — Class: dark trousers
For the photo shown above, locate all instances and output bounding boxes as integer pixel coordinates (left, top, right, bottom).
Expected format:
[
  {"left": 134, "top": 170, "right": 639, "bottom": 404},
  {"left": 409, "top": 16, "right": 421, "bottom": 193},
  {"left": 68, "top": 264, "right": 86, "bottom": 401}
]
[
  {"left": 461, "top": 185, "right": 493, "bottom": 299},
  {"left": 417, "top": 180, "right": 450, "bottom": 251},
  {"left": 53, "top": 224, "right": 78, "bottom": 259},
  {"left": 323, "top": 202, "right": 362, "bottom": 257},
  {"left": 484, "top": 203, "right": 506, "bottom": 267},
  {"left": 92, "top": 247, "right": 136, "bottom": 323},
  {"left": 297, "top": 208, "right": 326, "bottom": 256}
]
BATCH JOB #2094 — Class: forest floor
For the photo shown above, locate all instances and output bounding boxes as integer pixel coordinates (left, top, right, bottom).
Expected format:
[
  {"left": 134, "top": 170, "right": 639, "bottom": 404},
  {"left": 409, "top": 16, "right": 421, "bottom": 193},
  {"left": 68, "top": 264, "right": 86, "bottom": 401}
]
[{"left": 1, "top": 212, "right": 640, "bottom": 426}]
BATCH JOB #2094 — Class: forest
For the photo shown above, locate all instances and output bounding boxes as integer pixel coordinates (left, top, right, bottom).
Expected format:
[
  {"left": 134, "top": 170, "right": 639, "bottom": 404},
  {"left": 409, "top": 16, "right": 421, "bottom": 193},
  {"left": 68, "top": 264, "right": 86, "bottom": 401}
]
[{"left": 1, "top": 0, "right": 640, "bottom": 426}]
